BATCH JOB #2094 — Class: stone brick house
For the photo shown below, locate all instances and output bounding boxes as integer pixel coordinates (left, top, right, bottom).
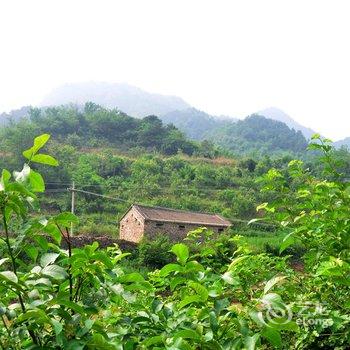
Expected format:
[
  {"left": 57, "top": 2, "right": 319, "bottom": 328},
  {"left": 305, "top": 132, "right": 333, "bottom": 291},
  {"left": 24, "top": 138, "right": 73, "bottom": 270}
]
[{"left": 119, "top": 204, "right": 231, "bottom": 243}]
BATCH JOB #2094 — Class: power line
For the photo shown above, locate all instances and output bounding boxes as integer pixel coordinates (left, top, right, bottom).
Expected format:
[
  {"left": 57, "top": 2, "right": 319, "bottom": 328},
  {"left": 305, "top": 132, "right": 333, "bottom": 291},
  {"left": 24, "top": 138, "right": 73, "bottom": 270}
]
[
  {"left": 46, "top": 181, "right": 256, "bottom": 192},
  {"left": 45, "top": 186, "right": 273, "bottom": 230},
  {"left": 67, "top": 187, "right": 130, "bottom": 203}
]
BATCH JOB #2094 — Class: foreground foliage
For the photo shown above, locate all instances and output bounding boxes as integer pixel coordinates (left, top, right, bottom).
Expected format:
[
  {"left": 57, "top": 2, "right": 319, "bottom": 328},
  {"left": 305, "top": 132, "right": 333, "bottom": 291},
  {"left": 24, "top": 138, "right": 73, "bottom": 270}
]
[{"left": 0, "top": 135, "right": 349, "bottom": 349}]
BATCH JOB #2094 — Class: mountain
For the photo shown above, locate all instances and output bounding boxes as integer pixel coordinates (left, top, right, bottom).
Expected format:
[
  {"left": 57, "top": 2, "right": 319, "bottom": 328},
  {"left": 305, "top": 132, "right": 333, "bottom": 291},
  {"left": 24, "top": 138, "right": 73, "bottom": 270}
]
[
  {"left": 160, "top": 108, "right": 237, "bottom": 140},
  {"left": 41, "top": 82, "right": 190, "bottom": 118},
  {"left": 0, "top": 106, "right": 31, "bottom": 126},
  {"left": 257, "top": 107, "right": 316, "bottom": 139},
  {"left": 334, "top": 137, "right": 350, "bottom": 149},
  {"left": 206, "top": 114, "right": 308, "bottom": 156}
]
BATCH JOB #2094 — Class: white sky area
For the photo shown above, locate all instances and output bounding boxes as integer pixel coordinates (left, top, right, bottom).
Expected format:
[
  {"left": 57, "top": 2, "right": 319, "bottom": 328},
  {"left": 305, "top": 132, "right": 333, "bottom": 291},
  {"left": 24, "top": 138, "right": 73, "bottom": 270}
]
[{"left": 0, "top": 0, "right": 349, "bottom": 140}]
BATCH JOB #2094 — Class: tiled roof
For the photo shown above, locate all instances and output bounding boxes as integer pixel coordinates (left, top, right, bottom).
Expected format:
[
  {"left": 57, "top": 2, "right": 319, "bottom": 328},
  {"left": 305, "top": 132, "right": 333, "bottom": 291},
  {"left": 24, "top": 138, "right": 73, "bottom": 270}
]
[{"left": 133, "top": 204, "right": 231, "bottom": 227}]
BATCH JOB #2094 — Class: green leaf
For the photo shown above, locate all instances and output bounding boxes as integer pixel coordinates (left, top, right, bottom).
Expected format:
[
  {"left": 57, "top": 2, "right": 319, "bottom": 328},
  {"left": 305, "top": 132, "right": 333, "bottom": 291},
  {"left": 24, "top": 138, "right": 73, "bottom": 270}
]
[
  {"left": 51, "top": 299, "right": 86, "bottom": 315},
  {"left": 247, "top": 218, "right": 263, "bottom": 225},
  {"left": 171, "top": 243, "right": 189, "bottom": 265},
  {"left": 54, "top": 212, "right": 79, "bottom": 226},
  {"left": 0, "top": 258, "right": 9, "bottom": 266},
  {"left": 209, "top": 311, "right": 219, "bottom": 332},
  {"left": 0, "top": 169, "right": 11, "bottom": 191},
  {"left": 256, "top": 202, "right": 269, "bottom": 211},
  {"left": 222, "top": 271, "right": 241, "bottom": 286},
  {"left": 76, "top": 319, "right": 94, "bottom": 337},
  {"left": 44, "top": 224, "right": 62, "bottom": 244},
  {"left": 264, "top": 275, "right": 286, "bottom": 294},
  {"left": 114, "top": 252, "right": 131, "bottom": 263},
  {"left": 31, "top": 153, "right": 58, "bottom": 166},
  {"left": 173, "top": 329, "right": 201, "bottom": 341},
  {"left": 29, "top": 169, "right": 45, "bottom": 192},
  {"left": 244, "top": 334, "right": 260, "bottom": 350},
  {"left": 0, "top": 271, "right": 18, "bottom": 283},
  {"left": 124, "top": 281, "right": 154, "bottom": 292},
  {"left": 188, "top": 281, "right": 208, "bottom": 301},
  {"left": 42, "top": 264, "right": 68, "bottom": 280},
  {"left": 23, "top": 134, "right": 51, "bottom": 160},
  {"left": 25, "top": 246, "right": 39, "bottom": 262},
  {"left": 17, "top": 309, "right": 50, "bottom": 324},
  {"left": 260, "top": 293, "right": 284, "bottom": 309},
  {"left": 51, "top": 319, "right": 63, "bottom": 336},
  {"left": 40, "top": 253, "right": 60, "bottom": 267},
  {"left": 170, "top": 276, "right": 186, "bottom": 291},
  {"left": 35, "top": 235, "right": 49, "bottom": 251},
  {"left": 159, "top": 263, "right": 183, "bottom": 277},
  {"left": 261, "top": 327, "right": 282, "bottom": 348},
  {"left": 87, "top": 333, "right": 118, "bottom": 350},
  {"left": 178, "top": 295, "right": 202, "bottom": 309},
  {"left": 267, "top": 318, "right": 299, "bottom": 332},
  {"left": 142, "top": 335, "right": 164, "bottom": 347},
  {"left": 118, "top": 272, "right": 145, "bottom": 283},
  {"left": 184, "top": 260, "right": 204, "bottom": 273},
  {"left": 228, "top": 256, "right": 248, "bottom": 270},
  {"left": 279, "top": 232, "right": 295, "bottom": 254}
]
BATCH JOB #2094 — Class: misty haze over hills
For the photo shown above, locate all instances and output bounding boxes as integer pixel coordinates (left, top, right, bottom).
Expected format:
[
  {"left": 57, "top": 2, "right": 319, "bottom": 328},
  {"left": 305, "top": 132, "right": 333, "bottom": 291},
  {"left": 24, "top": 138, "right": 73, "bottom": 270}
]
[
  {"left": 334, "top": 137, "right": 350, "bottom": 149},
  {"left": 161, "top": 108, "right": 236, "bottom": 140},
  {"left": 0, "top": 81, "right": 348, "bottom": 147},
  {"left": 41, "top": 82, "right": 190, "bottom": 117},
  {"left": 257, "top": 107, "right": 317, "bottom": 140}
]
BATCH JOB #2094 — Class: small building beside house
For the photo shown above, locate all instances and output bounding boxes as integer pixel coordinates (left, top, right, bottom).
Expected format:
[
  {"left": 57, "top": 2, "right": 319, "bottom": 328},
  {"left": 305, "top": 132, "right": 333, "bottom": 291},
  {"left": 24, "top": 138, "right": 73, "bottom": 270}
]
[{"left": 119, "top": 204, "right": 231, "bottom": 243}]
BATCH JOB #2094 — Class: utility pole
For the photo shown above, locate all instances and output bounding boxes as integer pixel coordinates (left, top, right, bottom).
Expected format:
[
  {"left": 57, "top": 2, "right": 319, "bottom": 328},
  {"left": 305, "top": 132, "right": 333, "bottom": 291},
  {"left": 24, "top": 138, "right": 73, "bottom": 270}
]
[{"left": 70, "top": 181, "right": 75, "bottom": 235}]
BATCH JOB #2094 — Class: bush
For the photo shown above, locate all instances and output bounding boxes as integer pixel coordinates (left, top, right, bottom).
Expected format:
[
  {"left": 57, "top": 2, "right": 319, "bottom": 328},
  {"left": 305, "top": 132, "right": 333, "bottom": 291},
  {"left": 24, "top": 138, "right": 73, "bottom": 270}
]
[{"left": 135, "top": 235, "right": 174, "bottom": 269}]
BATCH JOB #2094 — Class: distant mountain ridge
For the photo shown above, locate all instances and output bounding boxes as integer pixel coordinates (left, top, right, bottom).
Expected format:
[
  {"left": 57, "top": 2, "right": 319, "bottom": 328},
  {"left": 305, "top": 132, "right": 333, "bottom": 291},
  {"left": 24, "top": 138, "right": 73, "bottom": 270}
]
[
  {"left": 41, "top": 82, "right": 190, "bottom": 117},
  {"left": 1, "top": 82, "right": 346, "bottom": 149},
  {"left": 0, "top": 106, "right": 31, "bottom": 126},
  {"left": 334, "top": 137, "right": 350, "bottom": 149},
  {"left": 257, "top": 107, "right": 316, "bottom": 139},
  {"left": 160, "top": 108, "right": 237, "bottom": 140}
]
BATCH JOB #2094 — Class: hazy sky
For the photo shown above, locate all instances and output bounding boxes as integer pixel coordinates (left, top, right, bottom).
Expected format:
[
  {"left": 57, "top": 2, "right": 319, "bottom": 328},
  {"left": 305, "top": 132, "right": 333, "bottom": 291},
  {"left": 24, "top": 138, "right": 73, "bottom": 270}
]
[{"left": 1, "top": 0, "right": 349, "bottom": 140}]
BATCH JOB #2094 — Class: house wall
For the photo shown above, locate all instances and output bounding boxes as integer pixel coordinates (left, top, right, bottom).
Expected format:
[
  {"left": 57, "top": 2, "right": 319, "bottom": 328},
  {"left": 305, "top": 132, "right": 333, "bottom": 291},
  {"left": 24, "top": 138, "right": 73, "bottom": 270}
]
[
  {"left": 144, "top": 221, "right": 227, "bottom": 241},
  {"left": 119, "top": 207, "right": 145, "bottom": 243}
]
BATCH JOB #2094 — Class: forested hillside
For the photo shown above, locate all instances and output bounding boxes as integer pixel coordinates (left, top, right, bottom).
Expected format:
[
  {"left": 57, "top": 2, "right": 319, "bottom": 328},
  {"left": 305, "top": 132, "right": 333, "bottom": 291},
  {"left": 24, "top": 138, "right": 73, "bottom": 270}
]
[
  {"left": 257, "top": 107, "right": 316, "bottom": 139},
  {"left": 334, "top": 136, "right": 350, "bottom": 149},
  {"left": 161, "top": 108, "right": 235, "bottom": 140},
  {"left": 0, "top": 103, "right": 204, "bottom": 159},
  {"left": 2, "top": 104, "right": 350, "bottom": 238},
  {"left": 0, "top": 103, "right": 307, "bottom": 236},
  {"left": 206, "top": 115, "right": 309, "bottom": 156},
  {"left": 0, "top": 106, "right": 31, "bottom": 126}
]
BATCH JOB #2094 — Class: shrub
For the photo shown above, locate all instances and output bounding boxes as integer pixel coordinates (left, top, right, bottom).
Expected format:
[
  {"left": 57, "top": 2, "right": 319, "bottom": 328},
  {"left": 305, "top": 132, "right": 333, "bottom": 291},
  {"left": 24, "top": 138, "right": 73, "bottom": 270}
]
[{"left": 135, "top": 235, "right": 174, "bottom": 269}]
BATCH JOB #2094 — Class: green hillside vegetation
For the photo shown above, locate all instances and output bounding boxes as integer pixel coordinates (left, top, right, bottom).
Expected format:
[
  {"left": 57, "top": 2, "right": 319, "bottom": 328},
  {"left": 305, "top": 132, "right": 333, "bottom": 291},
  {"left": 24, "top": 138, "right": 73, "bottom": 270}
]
[
  {"left": 0, "top": 134, "right": 348, "bottom": 348},
  {"left": 207, "top": 115, "right": 309, "bottom": 157},
  {"left": 161, "top": 110, "right": 309, "bottom": 157},
  {"left": 334, "top": 136, "right": 350, "bottom": 149},
  {"left": 0, "top": 104, "right": 299, "bottom": 241},
  {"left": 161, "top": 108, "right": 234, "bottom": 140},
  {"left": 0, "top": 103, "right": 203, "bottom": 159},
  {"left": 1, "top": 104, "right": 350, "bottom": 239}
]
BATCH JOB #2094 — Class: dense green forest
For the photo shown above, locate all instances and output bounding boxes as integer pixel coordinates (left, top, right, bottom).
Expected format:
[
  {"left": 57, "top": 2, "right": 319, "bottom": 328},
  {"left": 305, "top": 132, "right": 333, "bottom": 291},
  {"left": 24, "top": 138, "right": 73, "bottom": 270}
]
[
  {"left": 206, "top": 115, "right": 309, "bottom": 156},
  {"left": 160, "top": 109, "right": 310, "bottom": 157}
]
